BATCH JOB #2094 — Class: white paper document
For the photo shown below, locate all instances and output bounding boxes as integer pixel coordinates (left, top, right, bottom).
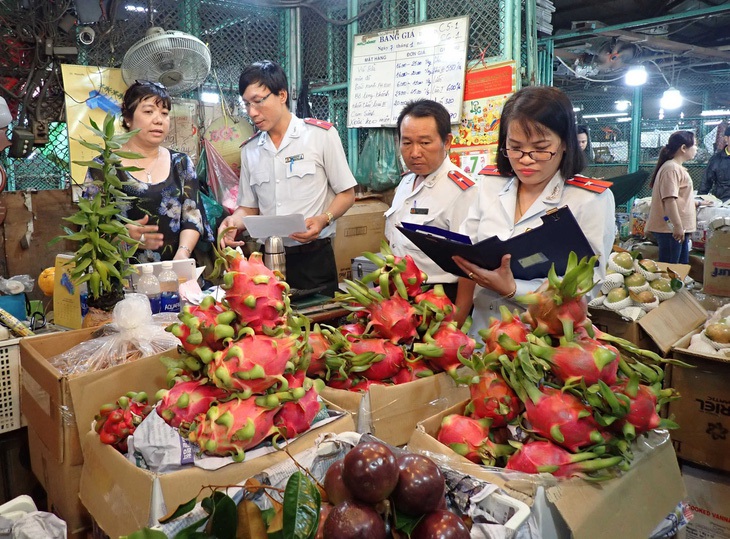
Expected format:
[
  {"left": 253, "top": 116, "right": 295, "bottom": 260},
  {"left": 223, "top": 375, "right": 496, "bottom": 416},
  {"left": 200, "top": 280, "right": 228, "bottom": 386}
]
[{"left": 243, "top": 214, "right": 307, "bottom": 238}]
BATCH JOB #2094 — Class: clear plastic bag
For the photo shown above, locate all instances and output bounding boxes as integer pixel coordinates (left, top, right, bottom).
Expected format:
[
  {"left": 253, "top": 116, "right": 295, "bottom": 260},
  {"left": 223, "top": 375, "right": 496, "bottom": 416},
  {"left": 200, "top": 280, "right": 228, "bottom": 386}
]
[
  {"left": 49, "top": 294, "right": 180, "bottom": 376},
  {"left": 355, "top": 128, "right": 402, "bottom": 192}
]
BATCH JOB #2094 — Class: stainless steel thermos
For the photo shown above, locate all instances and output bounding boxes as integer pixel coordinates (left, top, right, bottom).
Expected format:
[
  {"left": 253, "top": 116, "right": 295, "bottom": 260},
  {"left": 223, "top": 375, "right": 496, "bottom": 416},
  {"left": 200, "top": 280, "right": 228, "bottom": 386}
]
[{"left": 264, "top": 235, "right": 286, "bottom": 278}]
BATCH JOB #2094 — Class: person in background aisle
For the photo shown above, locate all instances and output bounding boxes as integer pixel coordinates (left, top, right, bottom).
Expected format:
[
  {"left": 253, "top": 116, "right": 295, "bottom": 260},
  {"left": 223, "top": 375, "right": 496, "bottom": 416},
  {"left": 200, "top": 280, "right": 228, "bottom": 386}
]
[
  {"left": 84, "top": 80, "right": 213, "bottom": 263},
  {"left": 384, "top": 99, "right": 477, "bottom": 302},
  {"left": 218, "top": 60, "right": 356, "bottom": 297},
  {"left": 698, "top": 125, "right": 730, "bottom": 202},
  {"left": 646, "top": 130, "right": 697, "bottom": 264},
  {"left": 577, "top": 124, "right": 594, "bottom": 166},
  {"left": 452, "top": 86, "right": 615, "bottom": 331}
]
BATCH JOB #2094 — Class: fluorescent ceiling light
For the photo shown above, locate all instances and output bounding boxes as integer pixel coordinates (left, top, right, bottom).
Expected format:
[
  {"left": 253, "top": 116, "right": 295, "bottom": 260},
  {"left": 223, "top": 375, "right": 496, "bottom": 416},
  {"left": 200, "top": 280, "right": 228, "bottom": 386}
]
[
  {"left": 200, "top": 92, "right": 220, "bottom": 104},
  {"left": 573, "top": 107, "right": 582, "bottom": 112},
  {"left": 617, "top": 117, "right": 632, "bottom": 123},
  {"left": 660, "top": 87, "right": 683, "bottom": 110},
  {"left": 583, "top": 112, "right": 629, "bottom": 119},
  {"left": 701, "top": 109, "right": 730, "bottom": 117},
  {"left": 615, "top": 100, "right": 631, "bottom": 112},
  {"left": 705, "top": 120, "right": 722, "bottom": 126},
  {"left": 624, "top": 65, "right": 647, "bottom": 86}
]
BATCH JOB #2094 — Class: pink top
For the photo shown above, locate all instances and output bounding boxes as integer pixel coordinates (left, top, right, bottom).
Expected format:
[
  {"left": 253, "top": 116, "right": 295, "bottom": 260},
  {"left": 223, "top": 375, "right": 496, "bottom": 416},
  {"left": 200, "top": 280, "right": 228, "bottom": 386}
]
[{"left": 646, "top": 160, "right": 696, "bottom": 233}]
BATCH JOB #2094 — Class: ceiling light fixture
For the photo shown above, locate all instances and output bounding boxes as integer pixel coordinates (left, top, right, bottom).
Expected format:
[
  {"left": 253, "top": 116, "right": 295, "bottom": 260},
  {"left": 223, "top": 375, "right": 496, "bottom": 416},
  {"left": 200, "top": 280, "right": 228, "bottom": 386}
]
[
  {"left": 624, "top": 65, "right": 647, "bottom": 86},
  {"left": 660, "top": 87, "right": 683, "bottom": 110},
  {"left": 701, "top": 109, "right": 730, "bottom": 117},
  {"left": 200, "top": 92, "right": 220, "bottom": 104},
  {"left": 583, "top": 112, "right": 629, "bottom": 119},
  {"left": 615, "top": 100, "right": 631, "bottom": 112}
]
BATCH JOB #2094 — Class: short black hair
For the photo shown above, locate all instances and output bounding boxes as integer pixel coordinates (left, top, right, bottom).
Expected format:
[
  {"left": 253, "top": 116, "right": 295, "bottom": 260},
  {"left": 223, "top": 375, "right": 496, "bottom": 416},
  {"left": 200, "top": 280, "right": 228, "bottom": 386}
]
[
  {"left": 396, "top": 99, "right": 452, "bottom": 143},
  {"left": 238, "top": 60, "right": 289, "bottom": 107},
  {"left": 120, "top": 80, "right": 171, "bottom": 131},
  {"left": 496, "top": 86, "right": 585, "bottom": 178}
]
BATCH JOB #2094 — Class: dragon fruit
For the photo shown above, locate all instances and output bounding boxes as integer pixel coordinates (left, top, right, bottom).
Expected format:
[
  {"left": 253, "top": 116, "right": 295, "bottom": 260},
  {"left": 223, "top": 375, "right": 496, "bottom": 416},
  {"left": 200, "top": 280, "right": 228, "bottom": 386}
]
[
  {"left": 413, "top": 320, "right": 476, "bottom": 374},
  {"left": 221, "top": 251, "right": 290, "bottom": 332},
  {"left": 390, "top": 358, "right": 434, "bottom": 384},
  {"left": 166, "top": 295, "right": 237, "bottom": 356},
  {"left": 465, "top": 370, "right": 522, "bottom": 427},
  {"left": 528, "top": 335, "right": 619, "bottom": 386},
  {"left": 338, "top": 321, "right": 367, "bottom": 339},
  {"left": 349, "top": 378, "right": 391, "bottom": 392},
  {"left": 208, "top": 331, "right": 298, "bottom": 395},
  {"left": 505, "top": 441, "right": 623, "bottom": 478},
  {"left": 305, "top": 329, "right": 331, "bottom": 378},
  {"left": 156, "top": 379, "right": 229, "bottom": 433},
  {"left": 436, "top": 414, "right": 490, "bottom": 463},
  {"left": 359, "top": 242, "right": 427, "bottom": 298},
  {"left": 605, "top": 378, "right": 679, "bottom": 440},
  {"left": 517, "top": 253, "right": 597, "bottom": 337},
  {"left": 414, "top": 284, "right": 455, "bottom": 328},
  {"left": 188, "top": 396, "right": 280, "bottom": 461},
  {"left": 350, "top": 337, "right": 406, "bottom": 380},
  {"left": 95, "top": 392, "right": 153, "bottom": 453},
  {"left": 273, "top": 379, "right": 324, "bottom": 439},
  {"left": 478, "top": 305, "right": 530, "bottom": 358}
]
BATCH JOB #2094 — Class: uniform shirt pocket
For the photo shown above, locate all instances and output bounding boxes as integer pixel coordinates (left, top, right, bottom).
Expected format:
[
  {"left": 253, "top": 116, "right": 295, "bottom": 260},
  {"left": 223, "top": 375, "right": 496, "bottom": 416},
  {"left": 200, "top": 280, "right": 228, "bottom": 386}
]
[
  {"left": 251, "top": 171, "right": 271, "bottom": 187},
  {"left": 286, "top": 160, "right": 317, "bottom": 179}
]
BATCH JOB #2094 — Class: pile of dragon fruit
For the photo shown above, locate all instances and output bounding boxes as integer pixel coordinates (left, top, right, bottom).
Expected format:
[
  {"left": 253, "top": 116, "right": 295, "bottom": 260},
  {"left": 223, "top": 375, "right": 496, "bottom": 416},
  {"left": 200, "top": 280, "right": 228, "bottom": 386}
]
[
  {"left": 96, "top": 248, "right": 324, "bottom": 462},
  {"left": 436, "top": 252, "right": 685, "bottom": 479}
]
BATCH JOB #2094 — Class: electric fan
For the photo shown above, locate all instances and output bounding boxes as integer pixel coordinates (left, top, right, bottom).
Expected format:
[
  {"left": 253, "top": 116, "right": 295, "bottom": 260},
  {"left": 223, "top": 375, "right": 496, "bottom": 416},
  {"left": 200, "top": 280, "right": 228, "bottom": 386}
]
[{"left": 121, "top": 27, "right": 211, "bottom": 95}]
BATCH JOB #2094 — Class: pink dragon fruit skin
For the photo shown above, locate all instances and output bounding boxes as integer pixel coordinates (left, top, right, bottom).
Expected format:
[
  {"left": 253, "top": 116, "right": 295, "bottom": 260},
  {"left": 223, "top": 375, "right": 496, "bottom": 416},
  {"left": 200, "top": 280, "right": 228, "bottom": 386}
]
[
  {"left": 465, "top": 370, "right": 522, "bottom": 428},
  {"left": 610, "top": 381, "right": 661, "bottom": 438},
  {"left": 167, "top": 296, "right": 238, "bottom": 354},
  {"left": 156, "top": 379, "right": 229, "bottom": 432},
  {"left": 505, "top": 441, "right": 623, "bottom": 478},
  {"left": 436, "top": 414, "right": 490, "bottom": 463},
  {"left": 414, "top": 321, "right": 476, "bottom": 374},
  {"left": 366, "top": 295, "right": 419, "bottom": 344},
  {"left": 306, "top": 331, "right": 330, "bottom": 378},
  {"left": 524, "top": 386, "right": 605, "bottom": 452},
  {"left": 188, "top": 396, "right": 280, "bottom": 461},
  {"left": 529, "top": 336, "right": 619, "bottom": 387},
  {"left": 208, "top": 333, "right": 297, "bottom": 395},
  {"left": 479, "top": 305, "right": 530, "bottom": 358},
  {"left": 222, "top": 252, "right": 290, "bottom": 332},
  {"left": 390, "top": 358, "right": 434, "bottom": 384},
  {"left": 394, "top": 254, "right": 427, "bottom": 297},
  {"left": 273, "top": 384, "right": 322, "bottom": 439},
  {"left": 352, "top": 338, "right": 406, "bottom": 381},
  {"left": 414, "top": 285, "right": 455, "bottom": 323}
]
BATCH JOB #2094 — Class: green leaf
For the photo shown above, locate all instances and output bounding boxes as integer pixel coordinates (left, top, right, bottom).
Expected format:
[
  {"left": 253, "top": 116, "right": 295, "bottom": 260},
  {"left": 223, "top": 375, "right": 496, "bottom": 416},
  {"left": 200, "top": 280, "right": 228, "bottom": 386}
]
[
  {"left": 74, "top": 159, "right": 103, "bottom": 169},
  {"left": 393, "top": 509, "right": 423, "bottom": 535},
  {"left": 159, "top": 497, "right": 199, "bottom": 524},
  {"left": 173, "top": 515, "right": 210, "bottom": 538},
  {"left": 77, "top": 139, "right": 105, "bottom": 153},
  {"left": 64, "top": 231, "right": 90, "bottom": 242},
  {"left": 282, "top": 471, "right": 321, "bottom": 539},
  {"left": 63, "top": 213, "right": 90, "bottom": 226},
  {"left": 104, "top": 113, "right": 116, "bottom": 139},
  {"left": 207, "top": 494, "right": 237, "bottom": 539},
  {"left": 116, "top": 150, "right": 145, "bottom": 159},
  {"left": 120, "top": 529, "right": 168, "bottom": 539}
]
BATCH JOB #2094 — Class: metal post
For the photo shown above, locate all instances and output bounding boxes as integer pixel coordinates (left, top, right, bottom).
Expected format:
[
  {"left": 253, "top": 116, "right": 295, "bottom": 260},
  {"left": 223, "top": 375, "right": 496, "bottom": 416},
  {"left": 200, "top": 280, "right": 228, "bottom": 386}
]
[
  {"left": 503, "top": 0, "right": 514, "bottom": 64},
  {"left": 285, "top": 8, "right": 301, "bottom": 111},
  {"left": 524, "top": 0, "right": 537, "bottom": 87},
  {"left": 512, "top": 0, "right": 522, "bottom": 89},
  {"left": 628, "top": 85, "right": 643, "bottom": 173},
  {"left": 416, "top": 0, "right": 428, "bottom": 22},
  {"left": 347, "top": 0, "right": 359, "bottom": 171}
]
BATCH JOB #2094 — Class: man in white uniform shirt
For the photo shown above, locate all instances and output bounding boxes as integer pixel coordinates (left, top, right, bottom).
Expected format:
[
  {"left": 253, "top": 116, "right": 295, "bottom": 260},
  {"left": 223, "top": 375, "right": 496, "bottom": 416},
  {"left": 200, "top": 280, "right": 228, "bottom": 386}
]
[
  {"left": 384, "top": 99, "right": 477, "bottom": 301},
  {"left": 219, "top": 60, "right": 356, "bottom": 296}
]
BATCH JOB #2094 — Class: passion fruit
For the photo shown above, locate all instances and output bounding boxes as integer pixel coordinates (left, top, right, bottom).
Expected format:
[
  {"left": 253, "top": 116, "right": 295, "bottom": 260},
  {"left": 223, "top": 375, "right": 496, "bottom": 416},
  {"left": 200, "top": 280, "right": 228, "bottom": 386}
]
[
  {"left": 624, "top": 273, "right": 647, "bottom": 287},
  {"left": 411, "top": 510, "right": 470, "bottom": 539},
  {"left": 323, "top": 500, "right": 386, "bottom": 539},
  {"left": 606, "top": 287, "right": 628, "bottom": 303},
  {"left": 391, "top": 453, "right": 445, "bottom": 516},
  {"left": 650, "top": 278, "right": 672, "bottom": 293},
  {"left": 613, "top": 252, "right": 634, "bottom": 270},
  {"left": 342, "top": 442, "right": 399, "bottom": 504}
]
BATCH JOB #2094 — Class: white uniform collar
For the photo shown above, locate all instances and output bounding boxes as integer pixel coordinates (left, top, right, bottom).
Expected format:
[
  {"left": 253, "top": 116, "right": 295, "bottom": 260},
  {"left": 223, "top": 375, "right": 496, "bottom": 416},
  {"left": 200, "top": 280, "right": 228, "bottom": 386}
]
[
  {"left": 414, "top": 157, "right": 451, "bottom": 192},
  {"left": 499, "top": 171, "right": 566, "bottom": 222},
  {"left": 257, "top": 114, "right": 302, "bottom": 150}
]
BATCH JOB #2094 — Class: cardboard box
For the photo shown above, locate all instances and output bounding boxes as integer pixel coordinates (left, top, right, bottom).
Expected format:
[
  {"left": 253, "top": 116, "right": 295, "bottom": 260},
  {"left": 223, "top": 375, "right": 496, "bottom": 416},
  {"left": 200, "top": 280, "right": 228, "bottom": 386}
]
[
  {"left": 27, "top": 425, "right": 90, "bottom": 539},
  {"left": 589, "top": 287, "right": 707, "bottom": 356},
  {"left": 668, "top": 329, "right": 730, "bottom": 472},
  {"left": 407, "top": 401, "right": 686, "bottom": 539},
  {"left": 682, "top": 463, "right": 730, "bottom": 539},
  {"left": 333, "top": 199, "right": 389, "bottom": 282},
  {"left": 20, "top": 327, "right": 173, "bottom": 466},
  {"left": 320, "top": 372, "right": 469, "bottom": 446},
  {"left": 79, "top": 410, "right": 355, "bottom": 539},
  {"left": 703, "top": 225, "right": 730, "bottom": 297}
]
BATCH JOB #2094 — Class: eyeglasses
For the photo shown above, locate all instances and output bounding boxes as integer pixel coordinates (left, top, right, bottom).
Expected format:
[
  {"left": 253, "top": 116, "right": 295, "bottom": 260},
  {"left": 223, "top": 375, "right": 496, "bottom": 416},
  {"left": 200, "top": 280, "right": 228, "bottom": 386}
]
[
  {"left": 243, "top": 92, "right": 273, "bottom": 110},
  {"left": 501, "top": 148, "right": 558, "bottom": 161},
  {"left": 135, "top": 79, "right": 166, "bottom": 90}
]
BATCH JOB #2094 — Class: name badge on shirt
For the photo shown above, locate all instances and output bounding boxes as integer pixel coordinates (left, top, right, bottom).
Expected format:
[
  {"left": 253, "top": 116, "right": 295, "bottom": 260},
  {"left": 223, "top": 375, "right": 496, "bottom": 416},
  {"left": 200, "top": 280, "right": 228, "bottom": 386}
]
[
  {"left": 410, "top": 207, "right": 429, "bottom": 215},
  {"left": 284, "top": 154, "right": 304, "bottom": 163}
]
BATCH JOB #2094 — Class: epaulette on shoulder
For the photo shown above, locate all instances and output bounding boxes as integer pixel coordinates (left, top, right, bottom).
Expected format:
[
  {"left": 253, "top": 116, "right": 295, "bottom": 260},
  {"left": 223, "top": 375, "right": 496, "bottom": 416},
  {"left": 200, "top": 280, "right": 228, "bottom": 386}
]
[
  {"left": 402, "top": 169, "right": 412, "bottom": 177},
  {"left": 478, "top": 164, "right": 501, "bottom": 176},
  {"left": 304, "top": 118, "right": 333, "bottom": 130},
  {"left": 566, "top": 175, "right": 613, "bottom": 194},
  {"left": 240, "top": 131, "right": 262, "bottom": 148},
  {"left": 447, "top": 170, "right": 475, "bottom": 191}
]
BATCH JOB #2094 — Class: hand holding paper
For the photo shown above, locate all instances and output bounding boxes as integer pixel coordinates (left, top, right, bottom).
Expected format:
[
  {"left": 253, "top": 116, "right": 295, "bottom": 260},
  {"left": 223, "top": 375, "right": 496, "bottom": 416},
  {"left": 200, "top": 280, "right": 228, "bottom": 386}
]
[{"left": 242, "top": 214, "right": 307, "bottom": 238}]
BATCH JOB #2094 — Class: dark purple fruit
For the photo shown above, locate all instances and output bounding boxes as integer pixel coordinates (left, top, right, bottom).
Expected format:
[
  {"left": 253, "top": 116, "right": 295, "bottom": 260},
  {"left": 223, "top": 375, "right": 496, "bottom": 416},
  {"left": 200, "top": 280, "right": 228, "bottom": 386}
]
[
  {"left": 392, "top": 453, "right": 445, "bottom": 516},
  {"left": 324, "top": 460, "right": 354, "bottom": 505},
  {"left": 342, "top": 442, "right": 398, "bottom": 504},
  {"left": 314, "top": 503, "right": 333, "bottom": 539},
  {"left": 411, "top": 510, "right": 470, "bottom": 539},
  {"left": 323, "top": 500, "right": 387, "bottom": 539}
]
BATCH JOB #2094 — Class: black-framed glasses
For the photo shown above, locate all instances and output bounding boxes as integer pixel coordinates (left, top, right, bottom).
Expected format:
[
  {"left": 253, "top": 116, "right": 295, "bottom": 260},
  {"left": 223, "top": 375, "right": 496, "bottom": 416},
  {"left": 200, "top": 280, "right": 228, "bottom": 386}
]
[
  {"left": 501, "top": 148, "right": 558, "bottom": 161},
  {"left": 243, "top": 92, "right": 273, "bottom": 110},
  {"left": 135, "top": 79, "right": 166, "bottom": 90}
]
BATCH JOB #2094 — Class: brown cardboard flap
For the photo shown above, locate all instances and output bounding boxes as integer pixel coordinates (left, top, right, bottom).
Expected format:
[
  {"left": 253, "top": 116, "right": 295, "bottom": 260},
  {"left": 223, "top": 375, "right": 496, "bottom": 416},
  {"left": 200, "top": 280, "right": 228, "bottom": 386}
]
[
  {"left": 638, "top": 289, "right": 707, "bottom": 354},
  {"left": 407, "top": 401, "right": 685, "bottom": 539}
]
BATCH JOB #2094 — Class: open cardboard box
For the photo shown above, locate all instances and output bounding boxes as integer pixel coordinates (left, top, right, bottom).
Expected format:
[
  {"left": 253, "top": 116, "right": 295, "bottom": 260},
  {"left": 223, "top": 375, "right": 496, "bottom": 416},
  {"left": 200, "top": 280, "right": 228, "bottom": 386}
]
[
  {"left": 667, "top": 328, "right": 730, "bottom": 473},
  {"left": 407, "top": 401, "right": 686, "bottom": 539},
  {"left": 681, "top": 463, "right": 730, "bottom": 539},
  {"left": 589, "top": 282, "right": 707, "bottom": 356},
  {"left": 79, "top": 408, "right": 355, "bottom": 539},
  {"left": 320, "top": 372, "right": 469, "bottom": 446}
]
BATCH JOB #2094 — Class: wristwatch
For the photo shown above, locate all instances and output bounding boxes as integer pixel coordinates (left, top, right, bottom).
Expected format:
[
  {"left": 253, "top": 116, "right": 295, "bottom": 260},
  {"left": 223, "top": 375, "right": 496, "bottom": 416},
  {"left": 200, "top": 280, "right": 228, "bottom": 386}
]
[{"left": 324, "top": 211, "right": 335, "bottom": 225}]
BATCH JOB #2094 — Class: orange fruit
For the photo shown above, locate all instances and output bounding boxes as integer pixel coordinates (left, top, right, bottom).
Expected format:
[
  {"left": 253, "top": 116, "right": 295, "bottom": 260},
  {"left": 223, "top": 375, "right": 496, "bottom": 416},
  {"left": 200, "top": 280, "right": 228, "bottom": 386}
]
[{"left": 38, "top": 267, "right": 55, "bottom": 296}]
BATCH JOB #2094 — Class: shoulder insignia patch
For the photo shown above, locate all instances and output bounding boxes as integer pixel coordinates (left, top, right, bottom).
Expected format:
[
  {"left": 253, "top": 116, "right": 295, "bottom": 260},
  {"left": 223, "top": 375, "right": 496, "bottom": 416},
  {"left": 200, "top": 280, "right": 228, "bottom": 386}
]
[
  {"left": 304, "top": 118, "right": 333, "bottom": 130},
  {"left": 566, "top": 175, "right": 613, "bottom": 193},
  {"left": 447, "top": 170, "right": 475, "bottom": 191},
  {"left": 240, "top": 131, "right": 262, "bottom": 148},
  {"left": 478, "top": 164, "right": 501, "bottom": 176}
]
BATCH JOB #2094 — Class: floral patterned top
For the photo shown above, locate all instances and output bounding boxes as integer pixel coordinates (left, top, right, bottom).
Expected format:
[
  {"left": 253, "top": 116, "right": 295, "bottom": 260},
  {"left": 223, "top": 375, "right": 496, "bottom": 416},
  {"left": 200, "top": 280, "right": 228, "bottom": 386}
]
[{"left": 84, "top": 150, "right": 214, "bottom": 263}]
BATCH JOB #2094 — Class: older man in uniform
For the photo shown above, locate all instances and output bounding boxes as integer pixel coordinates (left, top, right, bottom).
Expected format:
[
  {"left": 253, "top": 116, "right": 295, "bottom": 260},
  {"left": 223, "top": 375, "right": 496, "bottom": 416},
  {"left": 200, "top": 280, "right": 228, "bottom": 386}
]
[
  {"left": 384, "top": 99, "right": 478, "bottom": 302},
  {"left": 219, "top": 60, "right": 356, "bottom": 296}
]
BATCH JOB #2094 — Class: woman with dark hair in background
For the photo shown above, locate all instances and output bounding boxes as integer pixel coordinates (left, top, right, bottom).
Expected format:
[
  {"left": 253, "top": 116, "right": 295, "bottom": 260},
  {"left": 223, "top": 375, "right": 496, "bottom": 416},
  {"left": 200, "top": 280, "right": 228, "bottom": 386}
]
[
  {"left": 645, "top": 130, "right": 697, "bottom": 264},
  {"left": 577, "top": 124, "right": 594, "bottom": 166},
  {"left": 84, "top": 80, "right": 213, "bottom": 262},
  {"left": 453, "top": 86, "right": 615, "bottom": 330}
]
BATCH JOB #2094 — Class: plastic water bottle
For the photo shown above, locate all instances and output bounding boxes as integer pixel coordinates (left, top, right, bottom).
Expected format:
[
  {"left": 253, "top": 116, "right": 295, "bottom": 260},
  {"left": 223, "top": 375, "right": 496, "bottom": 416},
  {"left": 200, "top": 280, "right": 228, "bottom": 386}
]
[
  {"left": 664, "top": 216, "right": 674, "bottom": 232},
  {"left": 137, "top": 266, "right": 161, "bottom": 314},
  {"left": 159, "top": 261, "right": 181, "bottom": 313},
  {"left": 79, "top": 281, "right": 89, "bottom": 317}
]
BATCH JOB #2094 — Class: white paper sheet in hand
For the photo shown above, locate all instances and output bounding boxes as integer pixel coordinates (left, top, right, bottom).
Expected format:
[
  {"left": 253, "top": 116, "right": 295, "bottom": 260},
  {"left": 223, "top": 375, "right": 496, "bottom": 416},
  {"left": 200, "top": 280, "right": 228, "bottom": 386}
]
[{"left": 243, "top": 214, "right": 307, "bottom": 238}]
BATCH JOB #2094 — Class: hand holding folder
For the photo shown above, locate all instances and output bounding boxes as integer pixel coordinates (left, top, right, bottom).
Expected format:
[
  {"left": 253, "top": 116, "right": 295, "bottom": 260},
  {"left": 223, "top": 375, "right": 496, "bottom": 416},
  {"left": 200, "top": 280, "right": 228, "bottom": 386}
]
[{"left": 396, "top": 206, "right": 595, "bottom": 281}]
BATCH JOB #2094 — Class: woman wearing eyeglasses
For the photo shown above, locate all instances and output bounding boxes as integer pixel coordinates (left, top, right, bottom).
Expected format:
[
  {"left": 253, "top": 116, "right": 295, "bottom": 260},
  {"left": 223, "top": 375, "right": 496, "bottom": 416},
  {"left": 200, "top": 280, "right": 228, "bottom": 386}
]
[
  {"left": 452, "top": 86, "right": 616, "bottom": 330},
  {"left": 84, "top": 80, "right": 213, "bottom": 263}
]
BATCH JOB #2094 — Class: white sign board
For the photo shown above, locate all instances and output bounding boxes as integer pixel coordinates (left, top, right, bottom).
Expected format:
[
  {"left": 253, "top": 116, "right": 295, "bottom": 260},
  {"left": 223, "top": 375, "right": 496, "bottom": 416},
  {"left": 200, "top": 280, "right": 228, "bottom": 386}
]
[{"left": 347, "top": 16, "right": 469, "bottom": 128}]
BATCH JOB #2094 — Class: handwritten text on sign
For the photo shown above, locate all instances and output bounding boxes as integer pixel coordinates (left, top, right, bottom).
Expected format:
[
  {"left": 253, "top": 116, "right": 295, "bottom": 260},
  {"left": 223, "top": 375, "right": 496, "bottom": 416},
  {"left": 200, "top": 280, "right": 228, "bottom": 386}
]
[{"left": 347, "top": 16, "right": 469, "bottom": 128}]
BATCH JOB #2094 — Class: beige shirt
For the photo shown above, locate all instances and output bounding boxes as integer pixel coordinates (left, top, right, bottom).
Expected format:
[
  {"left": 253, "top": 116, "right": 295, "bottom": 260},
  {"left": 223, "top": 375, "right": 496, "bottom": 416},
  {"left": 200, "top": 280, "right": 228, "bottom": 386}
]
[{"left": 646, "top": 160, "right": 696, "bottom": 233}]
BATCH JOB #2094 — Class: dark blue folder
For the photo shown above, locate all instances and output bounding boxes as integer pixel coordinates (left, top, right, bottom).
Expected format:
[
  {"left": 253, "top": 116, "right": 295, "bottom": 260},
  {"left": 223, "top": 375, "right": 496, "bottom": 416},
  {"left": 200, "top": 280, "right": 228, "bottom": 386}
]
[{"left": 396, "top": 206, "right": 595, "bottom": 280}]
